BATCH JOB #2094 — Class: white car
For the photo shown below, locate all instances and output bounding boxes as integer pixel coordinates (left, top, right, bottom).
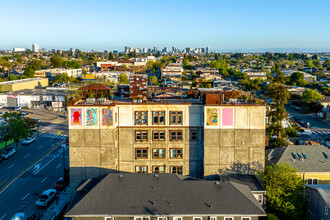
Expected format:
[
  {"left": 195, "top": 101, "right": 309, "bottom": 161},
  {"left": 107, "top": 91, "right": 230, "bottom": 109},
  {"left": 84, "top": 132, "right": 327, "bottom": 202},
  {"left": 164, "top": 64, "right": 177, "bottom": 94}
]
[
  {"left": 36, "top": 189, "right": 56, "bottom": 207},
  {"left": 1, "top": 148, "right": 16, "bottom": 159},
  {"left": 10, "top": 213, "right": 25, "bottom": 220},
  {"left": 22, "top": 137, "right": 35, "bottom": 145}
]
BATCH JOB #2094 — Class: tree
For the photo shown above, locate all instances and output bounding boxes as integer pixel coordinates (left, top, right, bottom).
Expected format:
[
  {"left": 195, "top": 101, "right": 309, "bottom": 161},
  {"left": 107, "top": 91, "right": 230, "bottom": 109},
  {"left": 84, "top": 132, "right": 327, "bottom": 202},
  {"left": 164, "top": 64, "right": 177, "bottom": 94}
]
[
  {"left": 266, "top": 63, "right": 290, "bottom": 142},
  {"left": 302, "top": 89, "right": 322, "bottom": 101},
  {"left": 258, "top": 163, "right": 305, "bottom": 220},
  {"left": 305, "top": 60, "right": 314, "bottom": 68},
  {"left": 289, "top": 72, "right": 308, "bottom": 86},
  {"left": 108, "top": 52, "right": 114, "bottom": 60},
  {"left": 8, "top": 74, "right": 18, "bottom": 81},
  {"left": 148, "top": 76, "right": 158, "bottom": 85},
  {"left": 210, "top": 60, "right": 221, "bottom": 69},
  {"left": 183, "top": 58, "right": 190, "bottom": 67},
  {"left": 50, "top": 56, "right": 63, "bottom": 68},
  {"left": 23, "top": 67, "right": 35, "bottom": 78},
  {"left": 118, "top": 73, "right": 129, "bottom": 84},
  {"left": 2, "top": 112, "right": 33, "bottom": 149},
  {"left": 323, "top": 59, "right": 330, "bottom": 70},
  {"left": 308, "top": 101, "right": 323, "bottom": 118}
]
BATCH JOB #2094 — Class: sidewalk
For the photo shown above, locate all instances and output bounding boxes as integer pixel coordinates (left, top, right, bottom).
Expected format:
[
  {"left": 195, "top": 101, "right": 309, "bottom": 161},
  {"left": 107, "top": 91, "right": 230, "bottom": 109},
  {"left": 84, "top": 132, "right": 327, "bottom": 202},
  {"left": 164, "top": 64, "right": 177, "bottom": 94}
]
[{"left": 41, "top": 186, "right": 71, "bottom": 220}]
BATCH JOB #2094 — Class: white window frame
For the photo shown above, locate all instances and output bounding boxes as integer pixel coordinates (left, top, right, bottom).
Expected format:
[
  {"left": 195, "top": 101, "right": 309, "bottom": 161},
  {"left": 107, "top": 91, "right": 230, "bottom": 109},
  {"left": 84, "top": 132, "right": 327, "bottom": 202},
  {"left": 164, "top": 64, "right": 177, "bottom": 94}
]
[
  {"left": 326, "top": 205, "right": 328, "bottom": 215},
  {"left": 306, "top": 189, "right": 310, "bottom": 201},
  {"left": 173, "top": 217, "right": 182, "bottom": 220},
  {"left": 224, "top": 218, "right": 234, "bottom": 220},
  {"left": 157, "top": 217, "right": 167, "bottom": 220},
  {"left": 241, "top": 218, "right": 251, "bottom": 220},
  {"left": 134, "top": 217, "right": 150, "bottom": 220},
  {"left": 307, "top": 178, "right": 319, "bottom": 185},
  {"left": 193, "top": 217, "right": 202, "bottom": 220},
  {"left": 210, "top": 217, "right": 217, "bottom": 220}
]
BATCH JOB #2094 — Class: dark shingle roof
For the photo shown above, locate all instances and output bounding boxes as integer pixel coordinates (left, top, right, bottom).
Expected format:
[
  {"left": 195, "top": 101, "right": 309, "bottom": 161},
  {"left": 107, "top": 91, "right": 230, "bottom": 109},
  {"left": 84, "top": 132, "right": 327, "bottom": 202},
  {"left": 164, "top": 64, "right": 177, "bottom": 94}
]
[{"left": 65, "top": 173, "right": 266, "bottom": 217}]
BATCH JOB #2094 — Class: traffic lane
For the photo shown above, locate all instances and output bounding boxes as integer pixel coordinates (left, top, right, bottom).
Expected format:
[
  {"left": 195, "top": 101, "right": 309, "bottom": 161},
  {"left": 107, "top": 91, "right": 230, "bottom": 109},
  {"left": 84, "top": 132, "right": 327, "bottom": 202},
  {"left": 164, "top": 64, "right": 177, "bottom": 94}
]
[
  {"left": 286, "top": 106, "right": 330, "bottom": 130},
  {"left": 0, "top": 137, "right": 65, "bottom": 192},
  {"left": 0, "top": 146, "right": 68, "bottom": 219}
]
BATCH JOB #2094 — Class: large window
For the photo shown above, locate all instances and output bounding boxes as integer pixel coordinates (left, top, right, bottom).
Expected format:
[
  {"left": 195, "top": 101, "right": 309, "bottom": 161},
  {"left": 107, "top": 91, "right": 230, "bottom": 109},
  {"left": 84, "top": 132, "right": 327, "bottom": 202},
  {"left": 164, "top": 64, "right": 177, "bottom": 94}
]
[
  {"left": 136, "top": 131, "right": 148, "bottom": 141},
  {"left": 135, "top": 111, "right": 148, "bottom": 125},
  {"left": 153, "top": 149, "right": 165, "bottom": 158},
  {"left": 135, "top": 149, "right": 148, "bottom": 159},
  {"left": 170, "top": 130, "right": 183, "bottom": 141},
  {"left": 241, "top": 218, "right": 251, "bottom": 220},
  {"left": 190, "top": 130, "right": 198, "bottom": 141},
  {"left": 170, "top": 149, "right": 183, "bottom": 158},
  {"left": 307, "top": 210, "right": 314, "bottom": 220},
  {"left": 170, "top": 111, "right": 182, "bottom": 125},
  {"left": 170, "top": 166, "right": 182, "bottom": 174},
  {"left": 224, "top": 218, "right": 234, "bottom": 220},
  {"left": 135, "top": 217, "right": 149, "bottom": 220},
  {"left": 152, "top": 111, "right": 165, "bottom": 125},
  {"left": 153, "top": 166, "right": 165, "bottom": 173},
  {"left": 153, "top": 131, "right": 165, "bottom": 141},
  {"left": 135, "top": 166, "right": 148, "bottom": 173}
]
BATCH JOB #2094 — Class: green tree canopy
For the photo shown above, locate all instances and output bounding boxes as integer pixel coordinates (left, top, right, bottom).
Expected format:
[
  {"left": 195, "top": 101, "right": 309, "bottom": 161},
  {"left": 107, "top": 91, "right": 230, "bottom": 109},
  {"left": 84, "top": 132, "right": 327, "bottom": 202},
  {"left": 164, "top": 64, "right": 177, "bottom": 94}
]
[
  {"left": 323, "top": 59, "right": 330, "bottom": 70},
  {"left": 258, "top": 163, "right": 305, "bottom": 220},
  {"left": 210, "top": 60, "right": 221, "bottom": 69},
  {"left": 302, "top": 89, "right": 323, "bottom": 101},
  {"left": 50, "top": 56, "right": 63, "bottom": 68},
  {"left": 108, "top": 52, "right": 114, "bottom": 60},
  {"left": 289, "top": 72, "right": 308, "bottom": 87},
  {"left": 305, "top": 60, "right": 314, "bottom": 68},
  {"left": 148, "top": 76, "right": 158, "bottom": 85},
  {"left": 119, "top": 73, "right": 129, "bottom": 84},
  {"left": 183, "top": 58, "right": 190, "bottom": 67}
]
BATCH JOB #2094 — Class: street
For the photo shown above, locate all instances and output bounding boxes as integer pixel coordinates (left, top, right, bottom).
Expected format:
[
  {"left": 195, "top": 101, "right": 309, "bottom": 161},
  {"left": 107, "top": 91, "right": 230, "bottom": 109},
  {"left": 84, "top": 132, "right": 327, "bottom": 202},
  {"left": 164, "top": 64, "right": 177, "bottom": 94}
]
[{"left": 0, "top": 137, "right": 69, "bottom": 220}]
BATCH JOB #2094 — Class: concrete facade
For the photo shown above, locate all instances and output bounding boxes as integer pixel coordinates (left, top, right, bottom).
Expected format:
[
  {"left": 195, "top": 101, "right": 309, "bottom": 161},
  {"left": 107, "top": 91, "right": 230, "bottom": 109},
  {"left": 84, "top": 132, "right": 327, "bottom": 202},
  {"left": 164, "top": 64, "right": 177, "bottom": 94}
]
[
  {"left": 0, "top": 78, "right": 48, "bottom": 92},
  {"left": 68, "top": 103, "right": 266, "bottom": 188}
]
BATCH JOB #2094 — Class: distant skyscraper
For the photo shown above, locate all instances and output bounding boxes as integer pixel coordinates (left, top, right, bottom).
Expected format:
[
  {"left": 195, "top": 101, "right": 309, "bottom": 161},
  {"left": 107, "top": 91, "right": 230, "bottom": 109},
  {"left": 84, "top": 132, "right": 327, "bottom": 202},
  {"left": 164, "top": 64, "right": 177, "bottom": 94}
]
[
  {"left": 206, "top": 47, "right": 209, "bottom": 54},
  {"left": 147, "top": 48, "right": 152, "bottom": 53},
  {"left": 142, "top": 48, "right": 147, "bottom": 53},
  {"left": 185, "top": 47, "right": 193, "bottom": 54},
  {"left": 153, "top": 46, "right": 158, "bottom": 53},
  {"left": 201, "top": 48, "right": 205, "bottom": 53},
  {"left": 172, "top": 46, "right": 176, "bottom": 53},
  {"left": 162, "top": 47, "right": 168, "bottom": 53},
  {"left": 32, "top": 44, "right": 39, "bottom": 52},
  {"left": 13, "top": 48, "right": 25, "bottom": 52}
]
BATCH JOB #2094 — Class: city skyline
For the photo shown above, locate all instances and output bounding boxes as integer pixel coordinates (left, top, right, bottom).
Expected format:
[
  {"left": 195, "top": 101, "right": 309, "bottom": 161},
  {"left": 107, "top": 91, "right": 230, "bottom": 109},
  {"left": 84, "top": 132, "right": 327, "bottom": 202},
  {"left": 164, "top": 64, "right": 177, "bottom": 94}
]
[{"left": 1, "top": 0, "right": 330, "bottom": 52}]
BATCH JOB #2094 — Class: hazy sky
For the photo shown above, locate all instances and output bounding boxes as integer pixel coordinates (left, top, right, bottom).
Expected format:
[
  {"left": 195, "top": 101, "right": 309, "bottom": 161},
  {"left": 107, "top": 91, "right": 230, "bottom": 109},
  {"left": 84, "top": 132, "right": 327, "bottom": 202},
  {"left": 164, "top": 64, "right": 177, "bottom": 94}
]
[{"left": 1, "top": 0, "right": 330, "bottom": 52}]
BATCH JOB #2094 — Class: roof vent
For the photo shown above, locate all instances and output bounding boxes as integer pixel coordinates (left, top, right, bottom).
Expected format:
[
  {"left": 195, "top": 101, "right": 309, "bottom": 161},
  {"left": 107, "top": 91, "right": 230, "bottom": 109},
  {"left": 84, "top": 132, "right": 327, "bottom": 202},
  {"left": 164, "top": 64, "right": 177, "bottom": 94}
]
[
  {"left": 204, "top": 203, "right": 212, "bottom": 208},
  {"left": 215, "top": 181, "right": 220, "bottom": 185},
  {"left": 154, "top": 174, "right": 159, "bottom": 178},
  {"left": 118, "top": 174, "right": 124, "bottom": 178}
]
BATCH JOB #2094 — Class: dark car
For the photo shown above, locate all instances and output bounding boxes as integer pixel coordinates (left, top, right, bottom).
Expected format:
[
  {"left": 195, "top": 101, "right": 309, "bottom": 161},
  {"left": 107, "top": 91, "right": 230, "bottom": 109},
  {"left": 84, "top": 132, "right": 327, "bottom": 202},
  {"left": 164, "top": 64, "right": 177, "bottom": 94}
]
[{"left": 55, "top": 178, "right": 66, "bottom": 190}]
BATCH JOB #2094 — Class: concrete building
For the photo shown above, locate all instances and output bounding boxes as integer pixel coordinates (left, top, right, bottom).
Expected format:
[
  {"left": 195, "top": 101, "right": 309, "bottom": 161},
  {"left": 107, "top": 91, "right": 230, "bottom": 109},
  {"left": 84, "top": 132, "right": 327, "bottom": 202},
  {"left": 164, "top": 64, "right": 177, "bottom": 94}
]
[
  {"left": 34, "top": 68, "right": 82, "bottom": 78},
  {"left": 68, "top": 93, "right": 266, "bottom": 190},
  {"left": 161, "top": 63, "right": 184, "bottom": 77},
  {"left": 0, "top": 78, "right": 48, "bottom": 92},
  {"left": 32, "top": 44, "right": 39, "bottom": 52},
  {"left": 13, "top": 48, "right": 25, "bottom": 52}
]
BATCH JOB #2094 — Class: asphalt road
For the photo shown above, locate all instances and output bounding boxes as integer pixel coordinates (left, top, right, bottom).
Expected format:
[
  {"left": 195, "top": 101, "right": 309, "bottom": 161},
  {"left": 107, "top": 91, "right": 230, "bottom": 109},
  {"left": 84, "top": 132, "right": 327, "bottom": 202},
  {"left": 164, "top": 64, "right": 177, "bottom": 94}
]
[{"left": 0, "top": 136, "right": 69, "bottom": 220}]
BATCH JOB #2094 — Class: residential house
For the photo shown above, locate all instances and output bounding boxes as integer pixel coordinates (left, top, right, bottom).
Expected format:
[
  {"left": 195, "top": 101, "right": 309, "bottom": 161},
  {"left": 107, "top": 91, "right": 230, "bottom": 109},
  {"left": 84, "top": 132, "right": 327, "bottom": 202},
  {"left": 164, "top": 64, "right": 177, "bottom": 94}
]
[{"left": 306, "top": 184, "right": 330, "bottom": 220}]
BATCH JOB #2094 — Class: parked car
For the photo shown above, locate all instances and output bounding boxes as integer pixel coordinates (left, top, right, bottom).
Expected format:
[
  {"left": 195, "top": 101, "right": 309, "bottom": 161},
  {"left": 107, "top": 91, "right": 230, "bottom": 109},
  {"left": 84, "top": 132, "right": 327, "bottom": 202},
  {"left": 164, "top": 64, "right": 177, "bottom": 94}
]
[
  {"left": 14, "top": 106, "right": 21, "bottom": 111},
  {"left": 1, "top": 148, "right": 16, "bottom": 159},
  {"left": 55, "top": 178, "right": 67, "bottom": 190},
  {"left": 22, "top": 137, "right": 35, "bottom": 145},
  {"left": 10, "top": 213, "right": 25, "bottom": 220},
  {"left": 35, "top": 189, "right": 56, "bottom": 207}
]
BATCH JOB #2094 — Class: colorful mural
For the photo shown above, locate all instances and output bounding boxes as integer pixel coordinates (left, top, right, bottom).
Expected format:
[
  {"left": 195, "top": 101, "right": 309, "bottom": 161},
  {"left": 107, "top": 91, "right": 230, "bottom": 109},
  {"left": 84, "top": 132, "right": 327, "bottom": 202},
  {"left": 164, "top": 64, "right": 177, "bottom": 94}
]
[
  {"left": 86, "top": 108, "right": 97, "bottom": 126},
  {"left": 102, "top": 108, "right": 113, "bottom": 126},
  {"left": 71, "top": 108, "right": 82, "bottom": 126},
  {"left": 222, "top": 108, "right": 233, "bottom": 126},
  {"left": 206, "top": 108, "right": 218, "bottom": 126}
]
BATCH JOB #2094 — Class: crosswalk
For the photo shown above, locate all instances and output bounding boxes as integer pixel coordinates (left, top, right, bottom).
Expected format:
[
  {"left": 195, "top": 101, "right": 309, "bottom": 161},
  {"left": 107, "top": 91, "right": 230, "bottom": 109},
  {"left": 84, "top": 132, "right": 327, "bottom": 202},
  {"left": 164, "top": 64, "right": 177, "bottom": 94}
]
[
  {"left": 41, "top": 133, "right": 68, "bottom": 140},
  {"left": 311, "top": 130, "right": 330, "bottom": 136}
]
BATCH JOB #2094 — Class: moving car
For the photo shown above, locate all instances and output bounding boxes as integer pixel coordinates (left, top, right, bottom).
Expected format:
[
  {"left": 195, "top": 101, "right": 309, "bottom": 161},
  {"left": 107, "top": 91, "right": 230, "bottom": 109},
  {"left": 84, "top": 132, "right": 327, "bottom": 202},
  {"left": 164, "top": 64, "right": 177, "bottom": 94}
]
[
  {"left": 22, "top": 137, "right": 35, "bottom": 145},
  {"left": 1, "top": 147, "right": 16, "bottom": 159},
  {"left": 55, "top": 178, "right": 66, "bottom": 190},
  {"left": 35, "top": 189, "right": 56, "bottom": 207},
  {"left": 10, "top": 213, "right": 25, "bottom": 220}
]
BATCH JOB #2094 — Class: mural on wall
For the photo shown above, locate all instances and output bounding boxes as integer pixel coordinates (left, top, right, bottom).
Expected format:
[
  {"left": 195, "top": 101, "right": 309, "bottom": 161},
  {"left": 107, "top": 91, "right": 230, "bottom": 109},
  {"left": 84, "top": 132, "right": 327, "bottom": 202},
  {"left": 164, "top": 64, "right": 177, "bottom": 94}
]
[
  {"left": 206, "top": 108, "right": 218, "bottom": 125},
  {"left": 71, "top": 108, "right": 82, "bottom": 126},
  {"left": 102, "top": 108, "right": 113, "bottom": 126},
  {"left": 222, "top": 108, "right": 233, "bottom": 126},
  {"left": 86, "top": 108, "right": 97, "bottom": 126}
]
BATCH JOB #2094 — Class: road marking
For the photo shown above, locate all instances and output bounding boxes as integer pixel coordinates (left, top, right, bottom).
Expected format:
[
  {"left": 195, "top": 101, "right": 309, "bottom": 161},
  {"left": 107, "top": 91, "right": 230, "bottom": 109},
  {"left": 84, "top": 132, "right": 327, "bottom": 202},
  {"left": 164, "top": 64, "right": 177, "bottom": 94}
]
[
  {"left": 38, "top": 145, "right": 44, "bottom": 149},
  {"left": 41, "top": 177, "right": 47, "bottom": 183},
  {"left": 21, "top": 193, "right": 30, "bottom": 200},
  {"left": 24, "top": 154, "right": 30, "bottom": 158},
  {"left": 56, "top": 164, "right": 61, "bottom": 169},
  {"left": 33, "top": 145, "right": 68, "bottom": 175},
  {"left": 0, "top": 214, "right": 6, "bottom": 220},
  {"left": 7, "top": 164, "right": 14, "bottom": 170}
]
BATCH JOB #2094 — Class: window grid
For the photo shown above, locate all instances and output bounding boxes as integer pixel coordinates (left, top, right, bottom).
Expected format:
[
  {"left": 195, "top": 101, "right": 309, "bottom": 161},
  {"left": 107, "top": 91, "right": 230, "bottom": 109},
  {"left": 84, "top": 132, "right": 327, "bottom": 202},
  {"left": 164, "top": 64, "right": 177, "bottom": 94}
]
[
  {"left": 135, "top": 131, "right": 148, "bottom": 141},
  {"left": 152, "top": 111, "right": 165, "bottom": 125},
  {"left": 153, "top": 131, "right": 165, "bottom": 141},
  {"left": 170, "top": 166, "right": 183, "bottom": 174},
  {"left": 135, "top": 166, "right": 148, "bottom": 173},
  {"left": 152, "top": 166, "right": 166, "bottom": 173},
  {"left": 190, "top": 130, "right": 198, "bottom": 141},
  {"left": 135, "top": 148, "right": 148, "bottom": 159},
  {"left": 135, "top": 111, "right": 148, "bottom": 125},
  {"left": 170, "top": 148, "right": 183, "bottom": 159},
  {"left": 170, "top": 111, "right": 183, "bottom": 125},
  {"left": 170, "top": 130, "right": 183, "bottom": 141},
  {"left": 153, "top": 149, "right": 165, "bottom": 159}
]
